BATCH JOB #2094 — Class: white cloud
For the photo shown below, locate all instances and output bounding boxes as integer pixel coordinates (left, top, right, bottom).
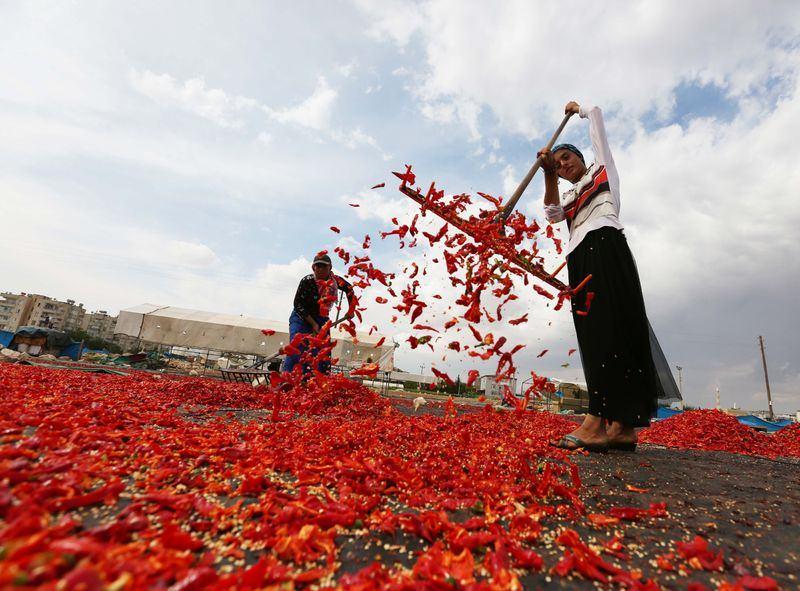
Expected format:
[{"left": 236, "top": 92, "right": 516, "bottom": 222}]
[
  {"left": 167, "top": 241, "right": 220, "bottom": 268},
  {"left": 617, "top": 81, "right": 800, "bottom": 316},
  {"left": 341, "top": 189, "right": 416, "bottom": 223},
  {"left": 335, "top": 60, "right": 358, "bottom": 78},
  {"left": 419, "top": 97, "right": 482, "bottom": 140},
  {"left": 354, "top": 0, "right": 426, "bottom": 47},
  {"left": 266, "top": 75, "right": 338, "bottom": 131},
  {"left": 130, "top": 69, "right": 256, "bottom": 129},
  {"left": 501, "top": 164, "right": 517, "bottom": 197},
  {"left": 129, "top": 69, "right": 387, "bottom": 160},
  {"left": 331, "top": 128, "right": 392, "bottom": 161},
  {"left": 419, "top": 101, "right": 456, "bottom": 124},
  {"left": 358, "top": 1, "right": 800, "bottom": 138},
  {"left": 336, "top": 236, "right": 363, "bottom": 252}
]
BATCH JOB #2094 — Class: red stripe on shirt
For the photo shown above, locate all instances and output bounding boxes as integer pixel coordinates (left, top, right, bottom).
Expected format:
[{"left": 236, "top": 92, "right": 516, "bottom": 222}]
[{"left": 564, "top": 166, "right": 608, "bottom": 220}]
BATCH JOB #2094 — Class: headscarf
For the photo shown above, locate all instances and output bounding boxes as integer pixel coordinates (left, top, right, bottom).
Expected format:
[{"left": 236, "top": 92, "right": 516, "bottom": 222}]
[{"left": 552, "top": 143, "right": 585, "bottom": 165}]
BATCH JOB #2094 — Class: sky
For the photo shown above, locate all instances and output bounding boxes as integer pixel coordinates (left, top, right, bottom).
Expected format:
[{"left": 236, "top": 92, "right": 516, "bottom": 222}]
[{"left": 1, "top": 0, "right": 799, "bottom": 414}]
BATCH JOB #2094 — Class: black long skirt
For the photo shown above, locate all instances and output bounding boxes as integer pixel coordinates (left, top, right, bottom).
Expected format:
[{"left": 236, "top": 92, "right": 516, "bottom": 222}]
[{"left": 567, "top": 226, "right": 657, "bottom": 427}]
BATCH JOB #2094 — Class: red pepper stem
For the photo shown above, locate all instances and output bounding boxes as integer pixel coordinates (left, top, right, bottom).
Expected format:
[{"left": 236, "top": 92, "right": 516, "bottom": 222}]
[{"left": 570, "top": 274, "right": 592, "bottom": 295}]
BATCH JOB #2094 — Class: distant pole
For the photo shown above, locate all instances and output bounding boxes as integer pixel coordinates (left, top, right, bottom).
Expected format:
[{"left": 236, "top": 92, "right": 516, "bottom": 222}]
[
  {"left": 676, "top": 366, "right": 683, "bottom": 397},
  {"left": 758, "top": 336, "right": 774, "bottom": 420},
  {"left": 715, "top": 386, "right": 720, "bottom": 410}
]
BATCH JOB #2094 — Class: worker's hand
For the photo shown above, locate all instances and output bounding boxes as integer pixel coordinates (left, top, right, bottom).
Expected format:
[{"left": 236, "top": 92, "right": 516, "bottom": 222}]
[
  {"left": 310, "top": 321, "right": 320, "bottom": 335},
  {"left": 538, "top": 148, "right": 556, "bottom": 174},
  {"left": 565, "top": 100, "right": 580, "bottom": 115}
]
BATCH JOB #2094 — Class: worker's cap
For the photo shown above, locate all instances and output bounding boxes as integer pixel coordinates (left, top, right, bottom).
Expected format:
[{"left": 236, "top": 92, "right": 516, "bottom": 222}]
[
  {"left": 552, "top": 143, "right": 585, "bottom": 165},
  {"left": 312, "top": 253, "right": 332, "bottom": 267}
]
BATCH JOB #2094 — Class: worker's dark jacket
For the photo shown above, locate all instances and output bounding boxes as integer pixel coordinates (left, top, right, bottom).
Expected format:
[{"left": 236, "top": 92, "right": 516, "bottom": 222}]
[{"left": 293, "top": 274, "right": 354, "bottom": 319}]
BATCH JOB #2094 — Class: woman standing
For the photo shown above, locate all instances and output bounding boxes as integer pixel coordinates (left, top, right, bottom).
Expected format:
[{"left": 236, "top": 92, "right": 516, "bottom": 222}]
[{"left": 541, "top": 101, "right": 657, "bottom": 452}]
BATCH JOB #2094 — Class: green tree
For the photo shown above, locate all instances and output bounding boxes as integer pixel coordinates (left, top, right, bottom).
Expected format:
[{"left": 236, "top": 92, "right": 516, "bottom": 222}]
[{"left": 66, "top": 330, "right": 123, "bottom": 354}]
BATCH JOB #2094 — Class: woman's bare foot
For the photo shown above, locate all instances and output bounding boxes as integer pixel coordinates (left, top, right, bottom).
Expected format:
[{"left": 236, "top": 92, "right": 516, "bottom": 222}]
[
  {"left": 606, "top": 421, "right": 637, "bottom": 445},
  {"left": 553, "top": 414, "right": 608, "bottom": 449}
]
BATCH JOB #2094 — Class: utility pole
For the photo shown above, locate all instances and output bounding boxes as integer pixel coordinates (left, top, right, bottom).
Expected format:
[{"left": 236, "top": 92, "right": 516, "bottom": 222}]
[
  {"left": 674, "top": 366, "right": 684, "bottom": 410},
  {"left": 715, "top": 386, "right": 720, "bottom": 410},
  {"left": 758, "top": 336, "right": 774, "bottom": 420}
]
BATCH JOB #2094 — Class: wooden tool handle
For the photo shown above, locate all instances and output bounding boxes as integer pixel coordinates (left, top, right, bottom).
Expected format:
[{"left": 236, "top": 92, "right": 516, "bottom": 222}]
[{"left": 500, "top": 111, "right": 575, "bottom": 220}]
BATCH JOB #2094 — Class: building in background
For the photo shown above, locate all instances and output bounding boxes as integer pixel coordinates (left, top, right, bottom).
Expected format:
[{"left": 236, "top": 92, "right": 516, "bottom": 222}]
[
  {"left": 115, "top": 304, "right": 394, "bottom": 369},
  {"left": 478, "top": 375, "right": 518, "bottom": 399},
  {"left": 387, "top": 370, "right": 437, "bottom": 390},
  {"left": 26, "top": 296, "right": 86, "bottom": 332},
  {"left": 547, "top": 380, "right": 590, "bottom": 413},
  {"left": 1, "top": 293, "right": 87, "bottom": 332},
  {"left": 82, "top": 310, "right": 117, "bottom": 341},
  {"left": 0, "top": 292, "right": 35, "bottom": 332},
  {"left": 63, "top": 300, "right": 86, "bottom": 332}
]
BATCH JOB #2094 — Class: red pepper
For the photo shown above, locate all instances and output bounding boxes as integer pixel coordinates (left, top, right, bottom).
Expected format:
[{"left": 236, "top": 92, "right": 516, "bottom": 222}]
[
  {"left": 169, "top": 567, "right": 218, "bottom": 591},
  {"left": 508, "top": 313, "right": 528, "bottom": 325},
  {"left": 49, "top": 479, "right": 124, "bottom": 511},
  {"left": 430, "top": 367, "right": 455, "bottom": 386},
  {"left": 738, "top": 575, "right": 779, "bottom": 590}
]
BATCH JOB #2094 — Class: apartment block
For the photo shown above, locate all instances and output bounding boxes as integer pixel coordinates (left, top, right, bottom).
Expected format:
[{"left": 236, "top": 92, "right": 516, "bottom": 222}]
[
  {"left": 82, "top": 310, "right": 117, "bottom": 341},
  {"left": 26, "top": 296, "right": 86, "bottom": 332},
  {"left": 0, "top": 293, "right": 34, "bottom": 332}
]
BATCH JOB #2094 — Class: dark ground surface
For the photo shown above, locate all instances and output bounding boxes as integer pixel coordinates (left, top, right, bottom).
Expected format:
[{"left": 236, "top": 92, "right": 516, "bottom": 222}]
[
  {"left": 183, "top": 395, "right": 800, "bottom": 589},
  {"left": 353, "top": 397, "right": 800, "bottom": 589},
  {"left": 330, "top": 446, "right": 800, "bottom": 590},
  {"left": 569, "top": 446, "right": 800, "bottom": 590}
]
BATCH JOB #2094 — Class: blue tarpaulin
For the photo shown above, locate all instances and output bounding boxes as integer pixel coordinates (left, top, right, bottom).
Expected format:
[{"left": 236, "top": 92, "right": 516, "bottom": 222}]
[
  {"left": 654, "top": 407, "right": 790, "bottom": 432},
  {"left": 60, "top": 342, "right": 84, "bottom": 361},
  {"left": 656, "top": 407, "right": 682, "bottom": 419},
  {"left": 736, "top": 415, "right": 791, "bottom": 433},
  {"left": 0, "top": 330, "right": 13, "bottom": 348}
]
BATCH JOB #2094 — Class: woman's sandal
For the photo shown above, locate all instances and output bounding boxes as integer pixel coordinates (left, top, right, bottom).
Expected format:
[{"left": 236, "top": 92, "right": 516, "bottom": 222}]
[{"left": 550, "top": 434, "right": 609, "bottom": 453}]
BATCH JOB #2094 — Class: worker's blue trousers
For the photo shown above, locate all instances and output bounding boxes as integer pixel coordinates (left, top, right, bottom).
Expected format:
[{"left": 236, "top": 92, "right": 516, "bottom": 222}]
[{"left": 281, "top": 310, "right": 331, "bottom": 374}]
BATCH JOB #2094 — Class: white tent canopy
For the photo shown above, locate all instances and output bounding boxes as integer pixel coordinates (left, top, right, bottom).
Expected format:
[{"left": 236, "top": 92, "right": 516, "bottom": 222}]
[{"left": 115, "top": 304, "right": 394, "bottom": 369}]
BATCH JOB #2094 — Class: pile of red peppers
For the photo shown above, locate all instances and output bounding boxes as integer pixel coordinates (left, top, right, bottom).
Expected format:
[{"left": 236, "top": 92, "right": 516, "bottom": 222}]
[{"left": 638, "top": 410, "right": 798, "bottom": 459}]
